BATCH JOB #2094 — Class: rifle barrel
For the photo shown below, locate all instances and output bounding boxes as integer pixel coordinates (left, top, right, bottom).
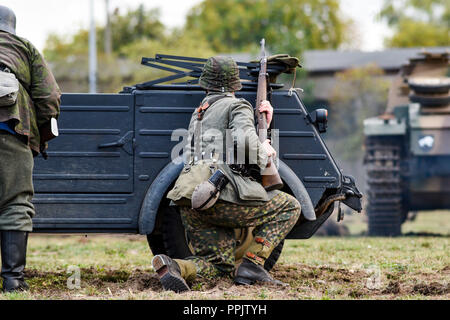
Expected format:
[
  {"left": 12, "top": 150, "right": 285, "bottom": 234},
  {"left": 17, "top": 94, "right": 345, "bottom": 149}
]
[{"left": 255, "top": 39, "right": 284, "bottom": 191}]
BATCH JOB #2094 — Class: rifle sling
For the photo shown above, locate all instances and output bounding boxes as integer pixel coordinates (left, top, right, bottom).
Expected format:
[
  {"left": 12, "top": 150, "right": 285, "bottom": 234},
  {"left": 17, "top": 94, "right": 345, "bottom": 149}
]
[{"left": 191, "top": 95, "right": 228, "bottom": 160}]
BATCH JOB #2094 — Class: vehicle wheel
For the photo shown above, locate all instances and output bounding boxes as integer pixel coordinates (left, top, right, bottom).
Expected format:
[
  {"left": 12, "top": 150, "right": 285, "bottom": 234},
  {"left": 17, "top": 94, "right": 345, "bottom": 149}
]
[
  {"left": 155, "top": 205, "right": 284, "bottom": 271},
  {"left": 365, "top": 136, "right": 405, "bottom": 236},
  {"left": 263, "top": 240, "right": 284, "bottom": 271},
  {"left": 162, "top": 206, "right": 192, "bottom": 259},
  {"left": 147, "top": 233, "right": 166, "bottom": 256}
]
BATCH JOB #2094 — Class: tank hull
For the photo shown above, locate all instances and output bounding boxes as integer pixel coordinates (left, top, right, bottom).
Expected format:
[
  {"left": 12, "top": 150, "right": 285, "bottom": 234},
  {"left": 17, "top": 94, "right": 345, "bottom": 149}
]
[{"left": 363, "top": 51, "right": 450, "bottom": 236}]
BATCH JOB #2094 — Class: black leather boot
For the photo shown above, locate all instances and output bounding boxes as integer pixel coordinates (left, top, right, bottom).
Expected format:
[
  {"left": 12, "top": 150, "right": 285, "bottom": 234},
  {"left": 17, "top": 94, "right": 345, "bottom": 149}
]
[
  {"left": 1, "top": 231, "right": 29, "bottom": 292},
  {"left": 234, "top": 258, "right": 287, "bottom": 286},
  {"left": 152, "top": 254, "right": 190, "bottom": 293}
]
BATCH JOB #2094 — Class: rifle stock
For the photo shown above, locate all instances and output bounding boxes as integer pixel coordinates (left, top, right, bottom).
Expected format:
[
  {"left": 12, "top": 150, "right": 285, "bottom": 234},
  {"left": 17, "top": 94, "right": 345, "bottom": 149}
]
[{"left": 256, "top": 39, "right": 283, "bottom": 191}]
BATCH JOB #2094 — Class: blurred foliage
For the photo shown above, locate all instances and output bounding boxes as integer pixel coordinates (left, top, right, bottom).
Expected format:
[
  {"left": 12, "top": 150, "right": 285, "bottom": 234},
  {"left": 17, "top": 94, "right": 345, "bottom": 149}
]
[
  {"left": 327, "top": 64, "right": 390, "bottom": 162},
  {"left": 102, "top": 5, "right": 165, "bottom": 52},
  {"left": 186, "top": 0, "right": 351, "bottom": 58},
  {"left": 43, "top": 0, "right": 353, "bottom": 93},
  {"left": 44, "top": 5, "right": 166, "bottom": 60},
  {"left": 379, "top": 0, "right": 450, "bottom": 47},
  {"left": 43, "top": 5, "right": 215, "bottom": 93}
]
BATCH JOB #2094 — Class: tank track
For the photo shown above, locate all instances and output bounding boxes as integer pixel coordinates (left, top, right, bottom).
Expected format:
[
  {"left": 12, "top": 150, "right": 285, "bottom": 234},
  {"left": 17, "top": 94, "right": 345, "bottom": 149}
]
[{"left": 365, "top": 136, "right": 404, "bottom": 236}]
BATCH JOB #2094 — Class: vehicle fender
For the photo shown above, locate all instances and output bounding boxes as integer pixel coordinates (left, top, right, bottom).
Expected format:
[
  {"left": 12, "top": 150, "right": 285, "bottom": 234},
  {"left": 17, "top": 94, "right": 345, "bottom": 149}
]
[
  {"left": 278, "top": 160, "right": 316, "bottom": 221},
  {"left": 138, "top": 159, "right": 183, "bottom": 235},
  {"left": 139, "top": 159, "right": 316, "bottom": 235}
]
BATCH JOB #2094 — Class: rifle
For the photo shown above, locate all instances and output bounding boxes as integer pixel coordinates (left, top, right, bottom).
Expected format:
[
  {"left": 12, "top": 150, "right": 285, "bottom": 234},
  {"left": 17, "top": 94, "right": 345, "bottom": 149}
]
[{"left": 255, "top": 39, "right": 284, "bottom": 191}]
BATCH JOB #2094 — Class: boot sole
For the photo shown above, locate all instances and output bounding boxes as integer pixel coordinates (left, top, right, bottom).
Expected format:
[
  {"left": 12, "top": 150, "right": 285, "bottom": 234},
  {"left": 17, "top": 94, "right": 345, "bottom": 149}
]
[
  {"left": 152, "top": 255, "right": 190, "bottom": 293},
  {"left": 234, "top": 276, "right": 288, "bottom": 287},
  {"left": 234, "top": 276, "right": 255, "bottom": 285}
]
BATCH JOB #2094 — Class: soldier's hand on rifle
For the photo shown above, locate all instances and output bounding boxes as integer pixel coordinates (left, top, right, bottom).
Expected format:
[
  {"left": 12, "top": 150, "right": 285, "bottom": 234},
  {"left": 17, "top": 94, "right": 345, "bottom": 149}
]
[
  {"left": 259, "top": 100, "right": 273, "bottom": 126},
  {"left": 262, "top": 139, "right": 277, "bottom": 158}
]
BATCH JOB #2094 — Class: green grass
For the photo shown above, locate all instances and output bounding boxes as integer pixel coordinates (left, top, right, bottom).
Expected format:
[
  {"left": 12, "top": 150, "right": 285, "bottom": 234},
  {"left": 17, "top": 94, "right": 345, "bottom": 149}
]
[
  {"left": 282, "top": 237, "right": 448, "bottom": 273},
  {"left": 343, "top": 210, "right": 450, "bottom": 236},
  {"left": 26, "top": 235, "right": 151, "bottom": 271},
  {"left": 0, "top": 211, "right": 448, "bottom": 300}
]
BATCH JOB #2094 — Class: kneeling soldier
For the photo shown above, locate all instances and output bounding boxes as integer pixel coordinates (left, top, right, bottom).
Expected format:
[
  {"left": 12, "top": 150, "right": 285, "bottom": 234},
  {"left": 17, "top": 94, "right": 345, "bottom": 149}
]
[{"left": 152, "top": 56, "right": 301, "bottom": 292}]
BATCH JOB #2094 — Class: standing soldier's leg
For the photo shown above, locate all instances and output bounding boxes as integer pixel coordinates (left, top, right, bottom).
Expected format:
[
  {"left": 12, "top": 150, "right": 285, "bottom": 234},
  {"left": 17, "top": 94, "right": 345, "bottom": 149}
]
[{"left": 0, "top": 133, "right": 35, "bottom": 292}]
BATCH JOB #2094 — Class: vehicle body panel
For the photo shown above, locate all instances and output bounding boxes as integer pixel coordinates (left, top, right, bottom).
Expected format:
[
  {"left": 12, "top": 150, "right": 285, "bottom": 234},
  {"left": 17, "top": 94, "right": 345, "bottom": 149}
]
[{"left": 32, "top": 88, "right": 344, "bottom": 236}]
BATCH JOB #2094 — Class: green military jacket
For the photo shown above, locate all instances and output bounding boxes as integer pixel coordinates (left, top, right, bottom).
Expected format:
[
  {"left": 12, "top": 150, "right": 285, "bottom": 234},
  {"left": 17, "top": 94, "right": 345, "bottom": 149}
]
[
  {"left": 0, "top": 31, "right": 61, "bottom": 154},
  {"left": 167, "top": 92, "right": 279, "bottom": 206}
]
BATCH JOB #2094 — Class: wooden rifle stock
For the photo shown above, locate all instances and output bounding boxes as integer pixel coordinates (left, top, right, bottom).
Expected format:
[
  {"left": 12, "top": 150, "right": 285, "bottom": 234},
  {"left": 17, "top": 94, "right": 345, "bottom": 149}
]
[{"left": 256, "top": 39, "right": 283, "bottom": 191}]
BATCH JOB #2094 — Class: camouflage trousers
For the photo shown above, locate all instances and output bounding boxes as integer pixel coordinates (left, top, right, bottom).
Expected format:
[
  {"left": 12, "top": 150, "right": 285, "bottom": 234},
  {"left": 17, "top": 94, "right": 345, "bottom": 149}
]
[{"left": 179, "top": 192, "right": 301, "bottom": 279}]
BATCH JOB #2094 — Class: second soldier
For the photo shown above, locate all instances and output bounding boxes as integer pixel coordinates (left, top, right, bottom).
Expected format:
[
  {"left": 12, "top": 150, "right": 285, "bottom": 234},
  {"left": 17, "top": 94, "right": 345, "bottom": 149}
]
[{"left": 0, "top": 5, "right": 61, "bottom": 292}]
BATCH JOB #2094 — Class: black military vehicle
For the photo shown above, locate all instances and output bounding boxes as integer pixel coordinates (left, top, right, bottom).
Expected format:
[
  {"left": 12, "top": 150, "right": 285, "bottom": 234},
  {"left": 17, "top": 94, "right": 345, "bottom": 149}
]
[{"left": 32, "top": 54, "right": 362, "bottom": 269}]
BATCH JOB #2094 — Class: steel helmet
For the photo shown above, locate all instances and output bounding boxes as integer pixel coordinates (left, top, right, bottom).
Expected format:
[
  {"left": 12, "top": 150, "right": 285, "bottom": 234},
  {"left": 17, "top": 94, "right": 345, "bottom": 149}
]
[
  {"left": 199, "top": 56, "right": 242, "bottom": 92},
  {"left": 0, "top": 5, "right": 16, "bottom": 35}
]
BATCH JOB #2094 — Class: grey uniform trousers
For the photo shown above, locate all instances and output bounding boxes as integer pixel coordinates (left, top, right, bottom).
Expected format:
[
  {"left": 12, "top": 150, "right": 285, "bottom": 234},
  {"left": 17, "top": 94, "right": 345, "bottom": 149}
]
[{"left": 0, "top": 132, "right": 34, "bottom": 231}]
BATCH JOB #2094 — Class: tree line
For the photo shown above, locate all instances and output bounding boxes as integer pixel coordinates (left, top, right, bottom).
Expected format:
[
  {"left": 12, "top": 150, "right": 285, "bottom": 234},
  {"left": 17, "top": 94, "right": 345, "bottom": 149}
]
[{"left": 42, "top": 0, "right": 448, "bottom": 170}]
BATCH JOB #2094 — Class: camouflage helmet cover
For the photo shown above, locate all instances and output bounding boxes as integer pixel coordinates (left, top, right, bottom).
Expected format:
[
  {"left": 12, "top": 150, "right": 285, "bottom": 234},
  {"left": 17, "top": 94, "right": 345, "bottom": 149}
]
[
  {"left": 0, "top": 5, "right": 16, "bottom": 35},
  {"left": 199, "top": 56, "right": 242, "bottom": 92}
]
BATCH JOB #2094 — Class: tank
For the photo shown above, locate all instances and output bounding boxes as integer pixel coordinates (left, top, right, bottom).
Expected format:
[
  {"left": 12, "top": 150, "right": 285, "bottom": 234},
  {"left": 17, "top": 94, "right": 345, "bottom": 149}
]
[{"left": 363, "top": 51, "right": 450, "bottom": 236}]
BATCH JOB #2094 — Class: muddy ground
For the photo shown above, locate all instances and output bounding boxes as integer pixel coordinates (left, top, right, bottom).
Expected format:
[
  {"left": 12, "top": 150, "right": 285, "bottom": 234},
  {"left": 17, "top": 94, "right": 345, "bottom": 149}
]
[
  {"left": 0, "top": 211, "right": 448, "bottom": 300},
  {"left": 16, "top": 261, "right": 449, "bottom": 300}
]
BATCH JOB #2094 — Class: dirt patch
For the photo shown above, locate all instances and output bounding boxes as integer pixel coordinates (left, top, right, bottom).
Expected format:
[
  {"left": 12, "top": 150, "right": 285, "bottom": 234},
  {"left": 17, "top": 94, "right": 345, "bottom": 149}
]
[
  {"left": 12, "top": 263, "right": 450, "bottom": 300},
  {"left": 126, "top": 269, "right": 163, "bottom": 292},
  {"left": 412, "top": 282, "right": 449, "bottom": 296},
  {"left": 382, "top": 281, "right": 401, "bottom": 294},
  {"left": 20, "top": 264, "right": 366, "bottom": 298},
  {"left": 441, "top": 266, "right": 450, "bottom": 274}
]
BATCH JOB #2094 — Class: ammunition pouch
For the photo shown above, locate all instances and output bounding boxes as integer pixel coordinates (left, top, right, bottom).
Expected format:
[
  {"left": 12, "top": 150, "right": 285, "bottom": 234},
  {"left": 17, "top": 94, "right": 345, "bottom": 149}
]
[{"left": 0, "top": 66, "right": 19, "bottom": 107}]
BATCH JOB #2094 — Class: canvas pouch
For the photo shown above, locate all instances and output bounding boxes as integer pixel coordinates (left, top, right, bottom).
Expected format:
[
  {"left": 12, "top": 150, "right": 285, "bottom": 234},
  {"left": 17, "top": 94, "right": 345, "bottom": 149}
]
[
  {"left": 0, "top": 69, "right": 19, "bottom": 107},
  {"left": 167, "top": 160, "right": 217, "bottom": 205}
]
